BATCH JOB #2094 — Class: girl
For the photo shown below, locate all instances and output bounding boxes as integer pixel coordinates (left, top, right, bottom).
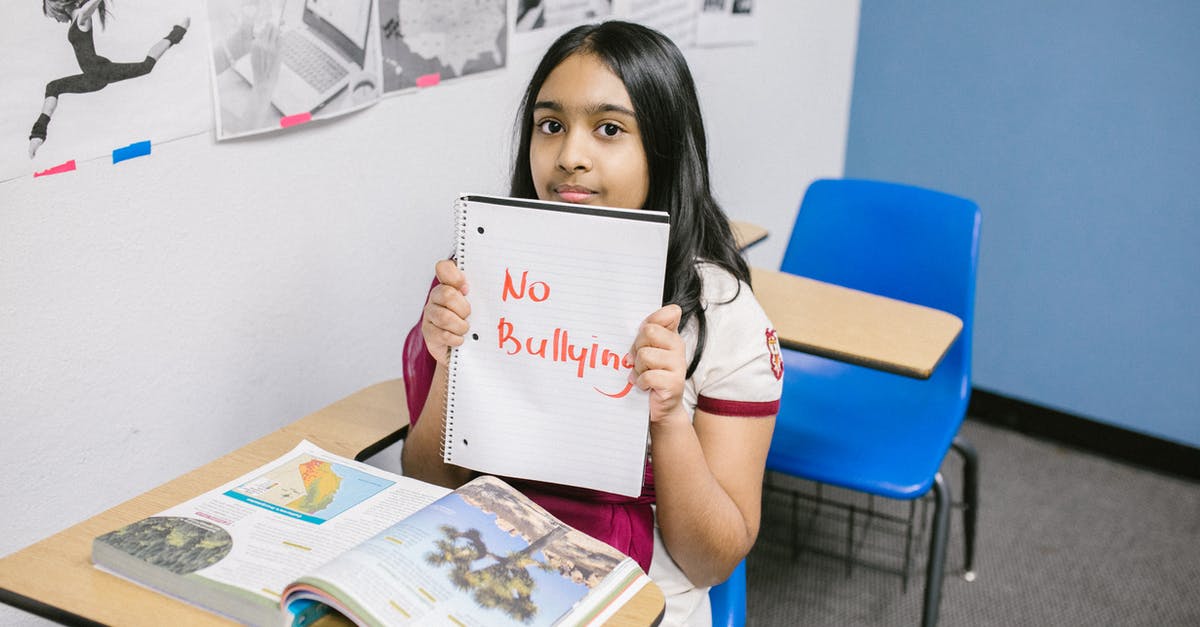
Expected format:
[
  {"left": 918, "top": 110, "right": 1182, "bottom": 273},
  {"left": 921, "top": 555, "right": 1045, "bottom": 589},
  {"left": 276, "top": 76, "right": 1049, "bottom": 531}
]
[
  {"left": 402, "top": 21, "right": 781, "bottom": 626},
  {"left": 29, "top": 0, "right": 190, "bottom": 158}
]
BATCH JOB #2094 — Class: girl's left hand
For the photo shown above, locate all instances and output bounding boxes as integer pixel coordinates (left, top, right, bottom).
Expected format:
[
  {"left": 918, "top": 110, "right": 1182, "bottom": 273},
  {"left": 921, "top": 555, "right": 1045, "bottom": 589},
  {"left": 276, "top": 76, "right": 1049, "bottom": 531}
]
[{"left": 631, "top": 304, "right": 688, "bottom": 425}]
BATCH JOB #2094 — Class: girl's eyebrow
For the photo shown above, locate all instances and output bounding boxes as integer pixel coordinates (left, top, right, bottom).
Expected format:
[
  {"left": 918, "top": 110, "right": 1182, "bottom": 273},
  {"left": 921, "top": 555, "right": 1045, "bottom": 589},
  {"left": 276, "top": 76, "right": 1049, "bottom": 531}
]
[{"left": 534, "top": 100, "right": 636, "bottom": 118}]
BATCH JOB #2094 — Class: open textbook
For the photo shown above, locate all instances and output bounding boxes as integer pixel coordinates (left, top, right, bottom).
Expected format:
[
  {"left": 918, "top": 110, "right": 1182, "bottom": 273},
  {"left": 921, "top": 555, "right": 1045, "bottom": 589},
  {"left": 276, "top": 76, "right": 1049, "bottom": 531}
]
[{"left": 91, "top": 440, "right": 651, "bottom": 626}]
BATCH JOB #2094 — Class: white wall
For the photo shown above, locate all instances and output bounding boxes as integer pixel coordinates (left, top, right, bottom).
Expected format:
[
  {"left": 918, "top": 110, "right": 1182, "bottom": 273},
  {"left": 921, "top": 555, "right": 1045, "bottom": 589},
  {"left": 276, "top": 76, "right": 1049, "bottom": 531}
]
[{"left": 0, "top": 2, "right": 858, "bottom": 622}]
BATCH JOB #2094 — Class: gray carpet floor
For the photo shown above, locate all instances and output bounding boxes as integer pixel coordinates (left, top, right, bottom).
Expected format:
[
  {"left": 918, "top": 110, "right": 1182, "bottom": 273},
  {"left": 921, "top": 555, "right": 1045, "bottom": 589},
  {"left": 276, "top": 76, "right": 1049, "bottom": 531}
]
[{"left": 747, "top": 418, "right": 1200, "bottom": 626}]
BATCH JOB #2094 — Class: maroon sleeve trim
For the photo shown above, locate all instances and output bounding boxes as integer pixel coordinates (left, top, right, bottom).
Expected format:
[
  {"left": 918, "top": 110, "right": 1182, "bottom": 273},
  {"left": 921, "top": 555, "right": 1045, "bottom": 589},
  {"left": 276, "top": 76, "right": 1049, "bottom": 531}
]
[{"left": 696, "top": 395, "right": 780, "bottom": 417}]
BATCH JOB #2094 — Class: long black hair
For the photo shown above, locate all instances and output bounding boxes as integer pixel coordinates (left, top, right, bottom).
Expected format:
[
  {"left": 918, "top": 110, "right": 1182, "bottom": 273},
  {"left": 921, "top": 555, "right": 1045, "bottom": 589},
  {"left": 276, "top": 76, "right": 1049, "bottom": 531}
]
[
  {"left": 43, "top": 0, "right": 110, "bottom": 28},
  {"left": 510, "top": 21, "right": 750, "bottom": 377}
]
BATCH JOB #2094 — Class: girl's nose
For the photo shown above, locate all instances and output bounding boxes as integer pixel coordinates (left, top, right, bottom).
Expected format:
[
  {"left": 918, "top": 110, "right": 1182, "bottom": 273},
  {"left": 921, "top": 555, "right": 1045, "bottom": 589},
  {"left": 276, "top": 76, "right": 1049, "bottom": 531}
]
[{"left": 557, "top": 131, "right": 592, "bottom": 172}]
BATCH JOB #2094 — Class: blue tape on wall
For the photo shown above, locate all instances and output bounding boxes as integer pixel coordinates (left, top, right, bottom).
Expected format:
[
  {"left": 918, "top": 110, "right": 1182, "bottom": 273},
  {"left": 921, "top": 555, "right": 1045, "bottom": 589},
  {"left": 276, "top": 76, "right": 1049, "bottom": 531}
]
[{"left": 112, "top": 141, "right": 152, "bottom": 164}]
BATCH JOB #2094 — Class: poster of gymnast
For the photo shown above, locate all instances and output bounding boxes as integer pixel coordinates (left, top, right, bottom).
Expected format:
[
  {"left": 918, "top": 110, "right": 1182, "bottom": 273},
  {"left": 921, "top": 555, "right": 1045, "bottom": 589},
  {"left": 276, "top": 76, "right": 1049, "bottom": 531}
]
[
  {"left": 206, "top": 0, "right": 384, "bottom": 140},
  {"left": 0, "top": 0, "right": 209, "bottom": 182}
]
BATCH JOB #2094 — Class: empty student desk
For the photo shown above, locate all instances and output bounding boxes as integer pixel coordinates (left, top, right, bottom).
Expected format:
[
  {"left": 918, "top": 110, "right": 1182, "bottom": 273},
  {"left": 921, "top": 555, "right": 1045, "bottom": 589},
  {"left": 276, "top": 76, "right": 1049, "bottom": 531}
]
[
  {"left": 0, "top": 380, "right": 665, "bottom": 626},
  {"left": 751, "top": 266, "right": 962, "bottom": 378},
  {"left": 730, "top": 218, "right": 962, "bottom": 378}
]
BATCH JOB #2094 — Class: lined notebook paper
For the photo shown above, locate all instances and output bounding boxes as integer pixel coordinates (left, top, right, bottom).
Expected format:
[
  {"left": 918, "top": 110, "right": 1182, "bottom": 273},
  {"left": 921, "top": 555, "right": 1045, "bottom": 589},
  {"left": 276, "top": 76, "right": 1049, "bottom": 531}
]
[{"left": 444, "top": 194, "right": 670, "bottom": 497}]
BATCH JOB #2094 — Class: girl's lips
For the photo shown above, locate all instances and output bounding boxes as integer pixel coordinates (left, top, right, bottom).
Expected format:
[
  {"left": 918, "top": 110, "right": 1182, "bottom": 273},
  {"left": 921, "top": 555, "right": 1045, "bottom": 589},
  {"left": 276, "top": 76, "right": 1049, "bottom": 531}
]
[
  {"left": 558, "top": 191, "right": 593, "bottom": 203},
  {"left": 555, "top": 186, "right": 595, "bottom": 203}
]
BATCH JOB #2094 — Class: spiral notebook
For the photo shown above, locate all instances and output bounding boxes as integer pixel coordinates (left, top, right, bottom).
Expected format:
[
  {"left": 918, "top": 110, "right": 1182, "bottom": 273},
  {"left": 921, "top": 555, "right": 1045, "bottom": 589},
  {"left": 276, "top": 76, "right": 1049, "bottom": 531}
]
[{"left": 444, "top": 194, "right": 670, "bottom": 497}]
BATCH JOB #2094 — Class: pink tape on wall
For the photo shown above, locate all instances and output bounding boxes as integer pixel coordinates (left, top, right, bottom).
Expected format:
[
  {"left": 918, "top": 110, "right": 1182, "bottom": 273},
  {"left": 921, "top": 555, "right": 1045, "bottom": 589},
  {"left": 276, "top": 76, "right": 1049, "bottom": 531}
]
[
  {"left": 416, "top": 73, "right": 441, "bottom": 88},
  {"left": 34, "top": 160, "right": 76, "bottom": 178},
  {"left": 280, "top": 113, "right": 312, "bottom": 128}
]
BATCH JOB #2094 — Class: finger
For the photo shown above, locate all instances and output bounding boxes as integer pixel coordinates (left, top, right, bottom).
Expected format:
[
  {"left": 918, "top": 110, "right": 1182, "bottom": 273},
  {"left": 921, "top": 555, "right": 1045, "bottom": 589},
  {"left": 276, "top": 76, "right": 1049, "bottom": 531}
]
[
  {"left": 428, "top": 283, "right": 471, "bottom": 321},
  {"left": 635, "top": 370, "right": 682, "bottom": 400},
  {"left": 634, "top": 345, "right": 686, "bottom": 376},
  {"left": 643, "top": 304, "right": 682, "bottom": 333},
  {"left": 631, "top": 305, "right": 683, "bottom": 352},
  {"left": 435, "top": 259, "right": 469, "bottom": 295},
  {"left": 632, "top": 323, "right": 684, "bottom": 357},
  {"left": 424, "top": 302, "right": 470, "bottom": 336},
  {"left": 429, "top": 327, "right": 466, "bottom": 349}
]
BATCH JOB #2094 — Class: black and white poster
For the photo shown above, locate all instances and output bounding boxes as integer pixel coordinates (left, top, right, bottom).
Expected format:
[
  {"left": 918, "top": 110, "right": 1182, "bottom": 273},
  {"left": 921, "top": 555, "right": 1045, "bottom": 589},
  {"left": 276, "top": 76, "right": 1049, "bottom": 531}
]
[{"left": 1, "top": 0, "right": 209, "bottom": 182}]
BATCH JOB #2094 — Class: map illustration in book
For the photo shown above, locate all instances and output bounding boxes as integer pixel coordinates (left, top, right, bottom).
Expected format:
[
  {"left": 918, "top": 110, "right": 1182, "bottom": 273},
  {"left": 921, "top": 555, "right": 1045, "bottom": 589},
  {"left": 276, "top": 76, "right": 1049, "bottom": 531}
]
[{"left": 223, "top": 453, "right": 394, "bottom": 523}]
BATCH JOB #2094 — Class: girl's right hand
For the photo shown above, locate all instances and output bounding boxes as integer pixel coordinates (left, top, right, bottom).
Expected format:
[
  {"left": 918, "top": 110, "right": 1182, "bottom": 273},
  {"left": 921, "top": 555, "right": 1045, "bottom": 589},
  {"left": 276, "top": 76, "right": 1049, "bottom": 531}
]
[{"left": 422, "top": 259, "right": 471, "bottom": 366}]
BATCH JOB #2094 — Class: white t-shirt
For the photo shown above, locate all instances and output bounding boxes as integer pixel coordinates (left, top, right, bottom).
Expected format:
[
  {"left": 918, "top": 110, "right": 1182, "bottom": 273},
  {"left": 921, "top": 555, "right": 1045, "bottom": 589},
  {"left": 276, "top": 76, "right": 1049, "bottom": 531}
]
[{"left": 648, "top": 262, "right": 784, "bottom": 626}]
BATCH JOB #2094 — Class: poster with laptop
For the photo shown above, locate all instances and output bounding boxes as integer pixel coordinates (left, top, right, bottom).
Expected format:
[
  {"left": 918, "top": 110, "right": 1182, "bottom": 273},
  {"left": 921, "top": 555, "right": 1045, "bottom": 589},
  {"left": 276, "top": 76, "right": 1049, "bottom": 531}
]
[
  {"left": 377, "top": 0, "right": 507, "bottom": 94},
  {"left": 207, "top": 0, "right": 383, "bottom": 140}
]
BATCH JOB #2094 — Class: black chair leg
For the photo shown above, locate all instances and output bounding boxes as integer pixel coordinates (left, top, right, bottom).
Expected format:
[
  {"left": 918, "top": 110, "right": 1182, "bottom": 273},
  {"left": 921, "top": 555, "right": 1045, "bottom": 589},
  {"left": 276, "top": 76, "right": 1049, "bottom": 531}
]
[
  {"left": 952, "top": 435, "right": 979, "bottom": 580},
  {"left": 921, "top": 473, "right": 951, "bottom": 627}
]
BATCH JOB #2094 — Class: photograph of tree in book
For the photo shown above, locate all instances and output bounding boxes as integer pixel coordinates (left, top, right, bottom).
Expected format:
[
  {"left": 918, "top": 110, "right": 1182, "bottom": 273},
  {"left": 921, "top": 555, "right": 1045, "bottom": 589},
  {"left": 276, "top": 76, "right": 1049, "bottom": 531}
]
[
  {"left": 94, "top": 516, "right": 232, "bottom": 575},
  {"left": 402, "top": 476, "right": 630, "bottom": 625},
  {"left": 425, "top": 523, "right": 567, "bottom": 622}
]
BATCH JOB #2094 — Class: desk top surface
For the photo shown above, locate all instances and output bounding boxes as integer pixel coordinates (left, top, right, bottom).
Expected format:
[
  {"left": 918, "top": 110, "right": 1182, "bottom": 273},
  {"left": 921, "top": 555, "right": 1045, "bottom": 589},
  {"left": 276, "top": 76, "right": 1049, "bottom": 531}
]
[
  {"left": 729, "top": 220, "right": 768, "bottom": 251},
  {"left": 751, "top": 267, "right": 963, "bottom": 379},
  {"left": 729, "top": 219, "right": 960, "bottom": 377},
  {"left": 0, "top": 380, "right": 664, "bottom": 627}
]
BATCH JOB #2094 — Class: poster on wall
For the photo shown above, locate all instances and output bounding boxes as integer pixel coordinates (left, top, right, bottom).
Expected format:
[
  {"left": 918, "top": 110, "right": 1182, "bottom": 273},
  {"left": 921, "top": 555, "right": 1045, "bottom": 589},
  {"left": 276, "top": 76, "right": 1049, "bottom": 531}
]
[
  {"left": 0, "top": 0, "right": 210, "bottom": 183},
  {"left": 515, "top": 0, "right": 612, "bottom": 32},
  {"left": 619, "top": 0, "right": 699, "bottom": 49},
  {"left": 207, "top": 0, "right": 384, "bottom": 140},
  {"left": 377, "top": 0, "right": 507, "bottom": 94},
  {"left": 511, "top": 0, "right": 613, "bottom": 55},
  {"left": 695, "top": 0, "right": 758, "bottom": 47}
]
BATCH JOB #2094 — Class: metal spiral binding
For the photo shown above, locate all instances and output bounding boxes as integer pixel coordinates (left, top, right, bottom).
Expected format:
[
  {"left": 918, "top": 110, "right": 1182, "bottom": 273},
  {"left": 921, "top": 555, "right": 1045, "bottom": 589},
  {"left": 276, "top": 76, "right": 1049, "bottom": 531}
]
[{"left": 441, "top": 197, "right": 470, "bottom": 462}]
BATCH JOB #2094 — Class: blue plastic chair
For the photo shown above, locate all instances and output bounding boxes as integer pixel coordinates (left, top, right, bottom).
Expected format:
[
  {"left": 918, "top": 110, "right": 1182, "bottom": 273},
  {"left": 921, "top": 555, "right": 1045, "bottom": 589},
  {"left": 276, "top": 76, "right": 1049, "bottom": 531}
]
[
  {"left": 709, "top": 559, "right": 746, "bottom": 627},
  {"left": 766, "top": 178, "right": 981, "bottom": 627}
]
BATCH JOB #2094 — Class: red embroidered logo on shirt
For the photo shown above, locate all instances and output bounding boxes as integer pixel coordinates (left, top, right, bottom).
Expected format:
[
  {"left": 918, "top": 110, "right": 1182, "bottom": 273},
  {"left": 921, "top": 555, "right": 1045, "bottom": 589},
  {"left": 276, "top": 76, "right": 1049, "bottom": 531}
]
[{"left": 765, "top": 328, "right": 783, "bottom": 380}]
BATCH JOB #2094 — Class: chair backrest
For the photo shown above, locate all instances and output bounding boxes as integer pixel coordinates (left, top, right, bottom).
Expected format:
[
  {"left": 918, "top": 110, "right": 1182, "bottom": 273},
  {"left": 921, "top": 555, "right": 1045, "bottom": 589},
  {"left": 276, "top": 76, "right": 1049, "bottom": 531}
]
[{"left": 780, "top": 178, "right": 981, "bottom": 381}]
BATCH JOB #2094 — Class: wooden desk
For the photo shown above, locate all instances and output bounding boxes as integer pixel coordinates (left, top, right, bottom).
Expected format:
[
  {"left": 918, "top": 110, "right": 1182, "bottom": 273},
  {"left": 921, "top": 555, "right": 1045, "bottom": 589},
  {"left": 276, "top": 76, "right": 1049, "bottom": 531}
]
[
  {"left": 730, "top": 220, "right": 768, "bottom": 250},
  {"left": 751, "top": 267, "right": 963, "bottom": 379},
  {"left": 0, "top": 380, "right": 665, "bottom": 627}
]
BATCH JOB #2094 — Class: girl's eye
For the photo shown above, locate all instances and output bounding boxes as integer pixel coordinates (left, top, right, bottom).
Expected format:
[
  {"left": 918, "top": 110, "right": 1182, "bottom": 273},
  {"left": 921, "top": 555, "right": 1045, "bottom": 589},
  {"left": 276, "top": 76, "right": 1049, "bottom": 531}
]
[
  {"left": 599, "top": 123, "right": 622, "bottom": 137},
  {"left": 537, "top": 120, "right": 563, "bottom": 134}
]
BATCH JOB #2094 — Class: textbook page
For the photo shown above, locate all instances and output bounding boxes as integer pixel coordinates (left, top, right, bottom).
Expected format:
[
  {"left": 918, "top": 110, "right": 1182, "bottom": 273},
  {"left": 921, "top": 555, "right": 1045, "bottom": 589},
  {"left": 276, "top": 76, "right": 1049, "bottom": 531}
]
[
  {"left": 445, "top": 195, "right": 670, "bottom": 497},
  {"left": 282, "top": 475, "right": 649, "bottom": 627},
  {"left": 91, "top": 440, "right": 449, "bottom": 626}
]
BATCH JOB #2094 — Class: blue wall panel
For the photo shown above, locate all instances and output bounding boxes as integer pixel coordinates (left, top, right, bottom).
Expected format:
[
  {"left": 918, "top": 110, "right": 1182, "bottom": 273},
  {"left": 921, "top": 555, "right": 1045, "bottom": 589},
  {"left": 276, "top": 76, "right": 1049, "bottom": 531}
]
[{"left": 844, "top": 2, "right": 1200, "bottom": 446}]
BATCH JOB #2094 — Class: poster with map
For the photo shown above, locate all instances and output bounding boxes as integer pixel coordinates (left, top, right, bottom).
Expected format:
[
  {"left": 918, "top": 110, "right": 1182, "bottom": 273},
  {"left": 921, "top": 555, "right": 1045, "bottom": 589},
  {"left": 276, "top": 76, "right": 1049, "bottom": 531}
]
[{"left": 378, "top": 0, "right": 507, "bottom": 93}]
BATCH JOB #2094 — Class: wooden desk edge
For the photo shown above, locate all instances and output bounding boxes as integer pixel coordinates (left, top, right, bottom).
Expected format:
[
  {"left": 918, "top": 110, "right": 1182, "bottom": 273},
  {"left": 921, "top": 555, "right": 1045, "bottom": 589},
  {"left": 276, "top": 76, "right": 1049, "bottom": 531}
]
[
  {"left": 0, "top": 379, "right": 664, "bottom": 626},
  {"left": 778, "top": 334, "right": 958, "bottom": 379},
  {"left": 730, "top": 220, "right": 768, "bottom": 250}
]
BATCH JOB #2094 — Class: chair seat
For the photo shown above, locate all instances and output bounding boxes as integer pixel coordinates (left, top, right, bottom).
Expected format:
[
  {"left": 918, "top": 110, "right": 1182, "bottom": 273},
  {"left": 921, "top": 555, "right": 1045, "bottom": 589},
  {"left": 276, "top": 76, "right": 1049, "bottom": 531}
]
[{"left": 767, "top": 347, "right": 968, "bottom": 499}]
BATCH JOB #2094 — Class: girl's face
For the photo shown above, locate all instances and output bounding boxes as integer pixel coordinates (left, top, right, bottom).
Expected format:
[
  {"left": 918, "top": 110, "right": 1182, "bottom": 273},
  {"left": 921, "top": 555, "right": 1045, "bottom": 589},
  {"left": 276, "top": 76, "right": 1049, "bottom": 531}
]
[{"left": 529, "top": 53, "right": 650, "bottom": 210}]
